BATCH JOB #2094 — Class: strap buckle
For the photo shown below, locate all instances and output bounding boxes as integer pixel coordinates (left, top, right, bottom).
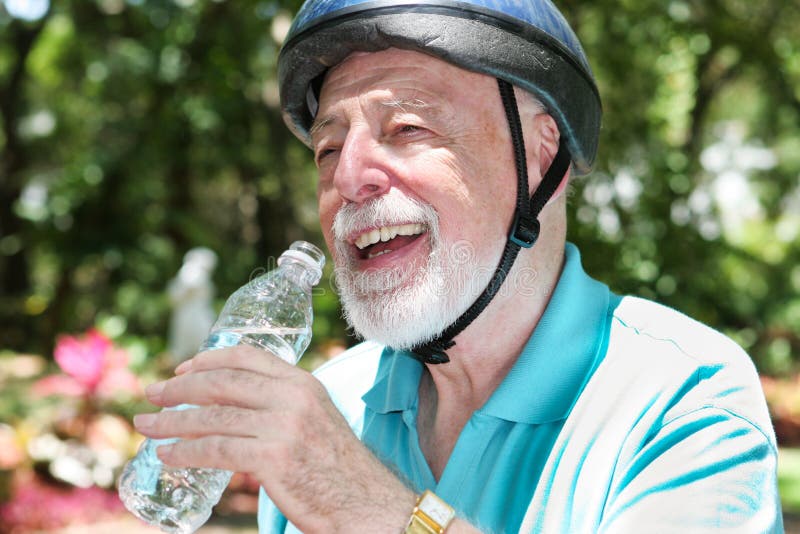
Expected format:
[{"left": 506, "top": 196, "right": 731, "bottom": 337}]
[{"left": 509, "top": 210, "right": 540, "bottom": 249}]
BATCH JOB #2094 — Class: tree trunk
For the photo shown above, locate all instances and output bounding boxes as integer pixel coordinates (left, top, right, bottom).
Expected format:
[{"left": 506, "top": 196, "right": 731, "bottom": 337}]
[{"left": 0, "top": 14, "right": 50, "bottom": 350}]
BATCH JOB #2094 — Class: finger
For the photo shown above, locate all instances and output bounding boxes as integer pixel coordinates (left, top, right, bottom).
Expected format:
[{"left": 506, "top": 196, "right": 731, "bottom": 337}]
[
  {"left": 146, "top": 368, "right": 275, "bottom": 408},
  {"left": 156, "top": 435, "right": 273, "bottom": 473},
  {"left": 133, "top": 405, "right": 267, "bottom": 440},
  {"left": 174, "top": 343, "right": 296, "bottom": 377},
  {"left": 147, "top": 366, "right": 319, "bottom": 411}
]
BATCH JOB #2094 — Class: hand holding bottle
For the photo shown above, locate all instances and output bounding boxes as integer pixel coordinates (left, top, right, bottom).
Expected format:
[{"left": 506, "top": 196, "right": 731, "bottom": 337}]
[
  {"left": 120, "top": 241, "right": 325, "bottom": 533},
  {"left": 134, "top": 341, "right": 419, "bottom": 534},
  {"left": 125, "top": 240, "right": 421, "bottom": 534}
]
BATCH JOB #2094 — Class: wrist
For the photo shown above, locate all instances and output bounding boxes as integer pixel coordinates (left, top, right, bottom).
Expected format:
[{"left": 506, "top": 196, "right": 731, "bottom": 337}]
[{"left": 405, "top": 490, "right": 456, "bottom": 534}]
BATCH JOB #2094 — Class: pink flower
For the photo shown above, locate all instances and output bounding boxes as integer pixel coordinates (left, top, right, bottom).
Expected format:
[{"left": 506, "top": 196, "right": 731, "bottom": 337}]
[
  {"left": 54, "top": 329, "right": 111, "bottom": 391},
  {"left": 0, "top": 475, "right": 125, "bottom": 531},
  {"left": 32, "top": 329, "right": 141, "bottom": 399}
]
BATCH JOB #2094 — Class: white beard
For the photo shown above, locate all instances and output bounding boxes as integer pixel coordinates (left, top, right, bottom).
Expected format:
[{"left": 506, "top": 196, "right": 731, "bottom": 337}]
[{"left": 332, "top": 190, "right": 496, "bottom": 350}]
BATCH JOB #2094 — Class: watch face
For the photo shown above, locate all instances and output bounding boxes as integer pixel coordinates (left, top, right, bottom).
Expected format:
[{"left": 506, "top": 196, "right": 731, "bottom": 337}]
[{"left": 419, "top": 493, "right": 454, "bottom": 526}]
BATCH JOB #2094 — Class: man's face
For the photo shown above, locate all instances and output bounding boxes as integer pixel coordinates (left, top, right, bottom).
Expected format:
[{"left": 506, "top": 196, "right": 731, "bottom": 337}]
[{"left": 311, "top": 48, "right": 519, "bottom": 349}]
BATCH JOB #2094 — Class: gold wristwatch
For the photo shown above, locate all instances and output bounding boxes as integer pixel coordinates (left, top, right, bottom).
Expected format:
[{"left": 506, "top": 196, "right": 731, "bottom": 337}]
[{"left": 405, "top": 490, "right": 455, "bottom": 534}]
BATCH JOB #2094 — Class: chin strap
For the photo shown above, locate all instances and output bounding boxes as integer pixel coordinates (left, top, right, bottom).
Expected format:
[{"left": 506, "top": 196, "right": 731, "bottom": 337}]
[{"left": 409, "top": 79, "right": 572, "bottom": 364}]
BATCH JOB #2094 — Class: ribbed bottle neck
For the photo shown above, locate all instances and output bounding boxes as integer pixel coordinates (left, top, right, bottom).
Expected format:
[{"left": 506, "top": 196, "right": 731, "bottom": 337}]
[
  {"left": 278, "top": 259, "right": 318, "bottom": 290},
  {"left": 277, "top": 241, "right": 325, "bottom": 287}
]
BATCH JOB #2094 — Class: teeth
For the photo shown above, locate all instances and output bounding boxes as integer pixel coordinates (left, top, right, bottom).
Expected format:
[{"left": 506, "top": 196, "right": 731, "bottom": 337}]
[
  {"left": 354, "top": 223, "right": 425, "bottom": 250},
  {"left": 367, "top": 229, "right": 380, "bottom": 246},
  {"left": 367, "top": 249, "right": 393, "bottom": 259}
]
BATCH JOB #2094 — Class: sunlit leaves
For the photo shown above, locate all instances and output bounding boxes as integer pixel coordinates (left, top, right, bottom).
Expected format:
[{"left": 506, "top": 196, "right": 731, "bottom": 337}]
[{"left": 0, "top": 0, "right": 797, "bottom": 374}]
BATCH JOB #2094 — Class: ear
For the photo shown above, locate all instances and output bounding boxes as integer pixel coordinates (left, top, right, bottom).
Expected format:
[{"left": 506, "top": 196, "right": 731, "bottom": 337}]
[{"left": 527, "top": 113, "right": 571, "bottom": 200}]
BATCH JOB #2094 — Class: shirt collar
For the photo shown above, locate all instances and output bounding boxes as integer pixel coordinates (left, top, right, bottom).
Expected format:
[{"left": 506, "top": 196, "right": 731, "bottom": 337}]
[
  {"left": 362, "top": 243, "right": 613, "bottom": 424},
  {"left": 479, "top": 243, "right": 612, "bottom": 423},
  {"left": 362, "top": 346, "right": 423, "bottom": 415}
]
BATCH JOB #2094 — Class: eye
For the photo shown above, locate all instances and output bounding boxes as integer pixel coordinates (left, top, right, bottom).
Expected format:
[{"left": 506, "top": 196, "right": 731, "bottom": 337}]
[
  {"left": 315, "top": 147, "right": 339, "bottom": 165},
  {"left": 396, "top": 124, "right": 423, "bottom": 135}
]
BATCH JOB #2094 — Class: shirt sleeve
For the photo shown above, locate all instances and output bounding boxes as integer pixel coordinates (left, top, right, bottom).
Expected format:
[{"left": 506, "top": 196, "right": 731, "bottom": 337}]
[{"left": 598, "top": 407, "right": 783, "bottom": 533}]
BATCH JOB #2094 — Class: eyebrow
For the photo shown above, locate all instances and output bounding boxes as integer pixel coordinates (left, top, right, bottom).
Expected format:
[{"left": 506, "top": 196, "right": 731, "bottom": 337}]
[
  {"left": 309, "top": 97, "right": 437, "bottom": 139},
  {"left": 309, "top": 115, "right": 336, "bottom": 138},
  {"left": 381, "top": 97, "right": 429, "bottom": 112}
]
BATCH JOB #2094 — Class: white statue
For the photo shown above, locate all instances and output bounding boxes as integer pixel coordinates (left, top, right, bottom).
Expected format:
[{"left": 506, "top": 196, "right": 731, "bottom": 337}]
[{"left": 167, "top": 247, "right": 218, "bottom": 364}]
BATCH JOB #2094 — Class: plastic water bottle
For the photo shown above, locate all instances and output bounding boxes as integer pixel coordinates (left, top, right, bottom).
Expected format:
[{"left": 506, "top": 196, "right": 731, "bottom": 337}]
[{"left": 118, "top": 241, "right": 325, "bottom": 533}]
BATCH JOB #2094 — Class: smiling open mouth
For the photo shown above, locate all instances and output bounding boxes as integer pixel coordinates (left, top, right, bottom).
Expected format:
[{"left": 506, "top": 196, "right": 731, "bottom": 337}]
[{"left": 353, "top": 223, "right": 426, "bottom": 260}]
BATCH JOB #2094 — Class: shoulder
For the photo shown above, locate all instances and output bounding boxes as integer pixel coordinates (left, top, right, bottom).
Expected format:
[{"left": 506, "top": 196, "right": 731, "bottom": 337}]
[
  {"left": 311, "top": 341, "right": 385, "bottom": 434},
  {"left": 611, "top": 296, "right": 746, "bottom": 364},
  {"left": 601, "top": 296, "right": 774, "bottom": 442},
  {"left": 608, "top": 296, "right": 757, "bottom": 382},
  {"left": 313, "top": 340, "right": 385, "bottom": 389}
]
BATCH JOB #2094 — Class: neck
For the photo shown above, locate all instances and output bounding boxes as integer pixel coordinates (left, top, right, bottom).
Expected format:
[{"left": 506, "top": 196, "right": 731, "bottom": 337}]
[{"left": 417, "top": 212, "right": 566, "bottom": 478}]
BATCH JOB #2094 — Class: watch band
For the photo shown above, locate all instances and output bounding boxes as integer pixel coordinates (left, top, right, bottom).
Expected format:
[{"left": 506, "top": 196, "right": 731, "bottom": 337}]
[{"left": 405, "top": 490, "right": 455, "bottom": 534}]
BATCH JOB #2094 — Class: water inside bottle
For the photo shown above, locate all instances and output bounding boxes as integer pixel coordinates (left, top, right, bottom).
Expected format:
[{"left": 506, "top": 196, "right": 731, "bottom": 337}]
[
  {"left": 118, "top": 439, "right": 223, "bottom": 533},
  {"left": 202, "top": 326, "right": 309, "bottom": 364}
]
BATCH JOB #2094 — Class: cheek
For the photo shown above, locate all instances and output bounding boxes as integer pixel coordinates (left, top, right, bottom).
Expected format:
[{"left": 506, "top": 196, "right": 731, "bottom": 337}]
[
  {"left": 432, "top": 147, "right": 515, "bottom": 239},
  {"left": 460, "top": 144, "right": 516, "bottom": 233},
  {"left": 316, "top": 187, "right": 340, "bottom": 249}
]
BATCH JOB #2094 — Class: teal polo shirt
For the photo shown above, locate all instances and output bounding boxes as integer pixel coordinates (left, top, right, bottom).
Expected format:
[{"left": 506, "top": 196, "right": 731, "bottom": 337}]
[{"left": 258, "top": 243, "right": 621, "bottom": 533}]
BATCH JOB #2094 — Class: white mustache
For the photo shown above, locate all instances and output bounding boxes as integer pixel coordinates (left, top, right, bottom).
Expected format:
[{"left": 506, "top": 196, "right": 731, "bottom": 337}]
[{"left": 332, "top": 189, "right": 438, "bottom": 242}]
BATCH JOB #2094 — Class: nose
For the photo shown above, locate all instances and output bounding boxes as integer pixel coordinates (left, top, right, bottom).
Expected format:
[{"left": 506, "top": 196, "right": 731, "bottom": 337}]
[{"left": 332, "top": 127, "right": 391, "bottom": 204}]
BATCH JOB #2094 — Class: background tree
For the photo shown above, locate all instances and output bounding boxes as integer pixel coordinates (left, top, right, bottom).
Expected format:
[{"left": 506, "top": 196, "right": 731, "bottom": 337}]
[{"left": 0, "top": 0, "right": 797, "bottom": 374}]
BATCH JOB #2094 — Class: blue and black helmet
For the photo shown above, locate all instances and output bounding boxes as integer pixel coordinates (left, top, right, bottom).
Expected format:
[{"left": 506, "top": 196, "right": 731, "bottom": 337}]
[{"left": 278, "top": 0, "right": 601, "bottom": 175}]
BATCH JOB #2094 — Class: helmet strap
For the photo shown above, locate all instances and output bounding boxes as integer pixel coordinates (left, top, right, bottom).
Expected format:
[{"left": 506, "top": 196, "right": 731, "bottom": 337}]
[{"left": 410, "top": 79, "right": 571, "bottom": 364}]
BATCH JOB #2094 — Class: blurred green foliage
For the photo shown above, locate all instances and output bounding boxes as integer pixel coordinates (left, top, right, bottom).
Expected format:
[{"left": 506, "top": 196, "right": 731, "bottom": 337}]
[
  {"left": 0, "top": 0, "right": 798, "bottom": 372},
  {"left": 779, "top": 447, "right": 800, "bottom": 514}
]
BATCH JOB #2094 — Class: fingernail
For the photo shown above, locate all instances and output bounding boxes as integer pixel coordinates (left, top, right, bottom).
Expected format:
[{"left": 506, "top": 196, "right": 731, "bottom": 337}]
[
  {"left": 133, "top": 413, "right": 156, "bottom": 429},
  {"left": 175, "top": 360, "right": 192, "bottom": 375},
  {"left": 145, "top": 381, "right": 165, "bottom": 400}
]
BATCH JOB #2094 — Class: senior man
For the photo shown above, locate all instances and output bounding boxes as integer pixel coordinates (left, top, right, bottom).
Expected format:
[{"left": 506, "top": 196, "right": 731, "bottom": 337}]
[{"left": 134, "top": 0, "right": 782, "bottom": 532}]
